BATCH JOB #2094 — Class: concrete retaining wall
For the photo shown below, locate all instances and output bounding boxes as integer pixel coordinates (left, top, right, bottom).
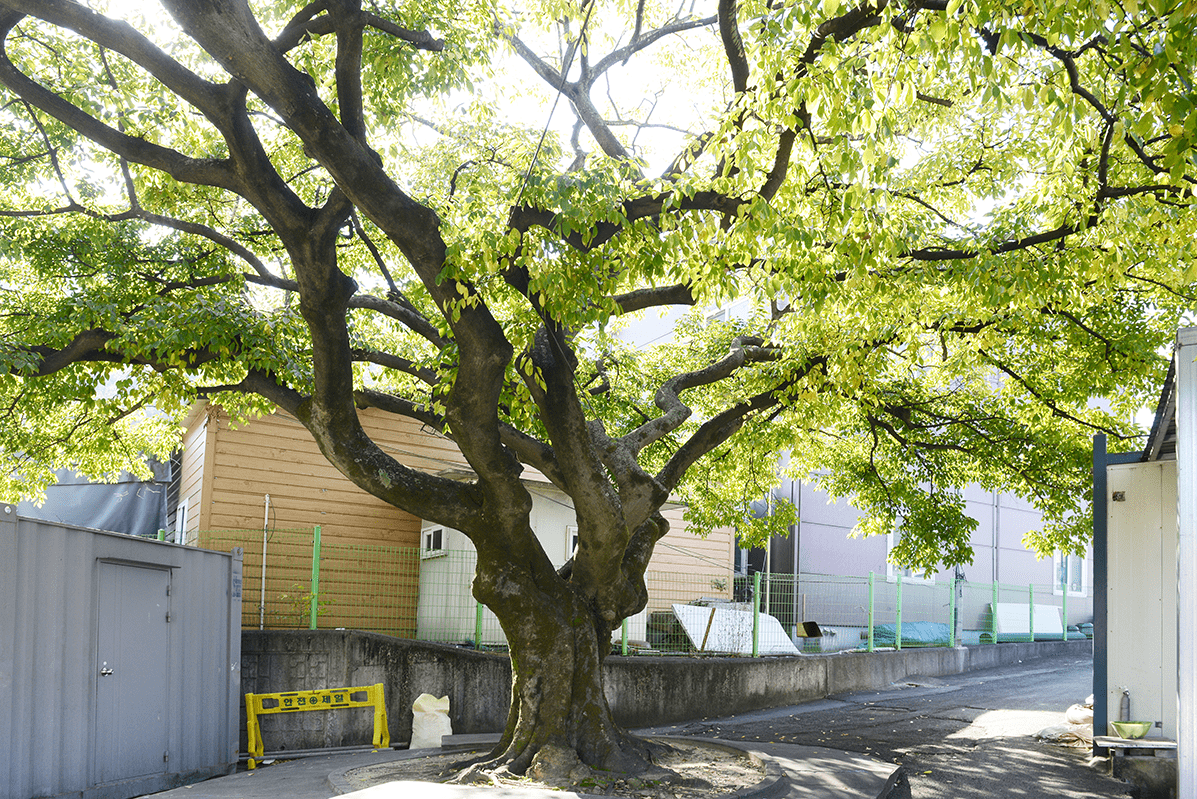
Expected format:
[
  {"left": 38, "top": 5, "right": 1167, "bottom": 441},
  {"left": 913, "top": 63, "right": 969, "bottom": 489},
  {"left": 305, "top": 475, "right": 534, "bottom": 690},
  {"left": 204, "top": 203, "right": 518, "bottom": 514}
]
[
  {"left": 240, "top": 631, "right": 511, "bottom": 754},
  {"left": 607, "top": 638, "right": 1091, "bottom": 728},
  {"left": 240, "top": 631, "right": 1091, "bottom": 753}
]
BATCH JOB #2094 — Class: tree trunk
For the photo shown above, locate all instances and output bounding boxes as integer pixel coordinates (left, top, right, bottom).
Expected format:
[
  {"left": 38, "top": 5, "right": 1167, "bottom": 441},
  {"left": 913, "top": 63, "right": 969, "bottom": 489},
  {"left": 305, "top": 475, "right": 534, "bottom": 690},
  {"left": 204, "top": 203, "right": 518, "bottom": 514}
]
[{"left": 463, "top": 551, "right": 660, "bottom": 783}]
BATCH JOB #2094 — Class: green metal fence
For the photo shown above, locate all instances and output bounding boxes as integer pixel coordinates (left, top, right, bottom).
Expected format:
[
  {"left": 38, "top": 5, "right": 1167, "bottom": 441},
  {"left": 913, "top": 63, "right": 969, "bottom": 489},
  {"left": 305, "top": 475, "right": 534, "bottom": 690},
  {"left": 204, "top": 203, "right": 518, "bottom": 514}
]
[{"left": 198, "top": 528, "right": 1092, "bottom": 655}]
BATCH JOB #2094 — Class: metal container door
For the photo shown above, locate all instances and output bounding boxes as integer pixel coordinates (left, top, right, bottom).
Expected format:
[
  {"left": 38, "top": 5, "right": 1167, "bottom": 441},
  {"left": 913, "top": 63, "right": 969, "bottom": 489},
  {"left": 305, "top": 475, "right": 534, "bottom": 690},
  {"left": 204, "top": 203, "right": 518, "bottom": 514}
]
[{"left": 94, "top": 561, "right": 172, "bottom": 785}]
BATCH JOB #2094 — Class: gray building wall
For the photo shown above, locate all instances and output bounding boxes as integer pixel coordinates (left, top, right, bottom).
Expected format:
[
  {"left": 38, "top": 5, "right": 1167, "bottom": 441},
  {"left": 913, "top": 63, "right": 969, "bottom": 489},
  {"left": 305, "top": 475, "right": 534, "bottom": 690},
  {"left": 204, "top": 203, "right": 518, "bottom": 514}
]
[
  {"left": 750, "top": 476, "right": 1094, "bottom": 635},
  {"left": 0, "top": 508, "right": 241, "bottom": 799},
  {"left": 616, "top": 302, "right": 1094, "bottom": 626}
]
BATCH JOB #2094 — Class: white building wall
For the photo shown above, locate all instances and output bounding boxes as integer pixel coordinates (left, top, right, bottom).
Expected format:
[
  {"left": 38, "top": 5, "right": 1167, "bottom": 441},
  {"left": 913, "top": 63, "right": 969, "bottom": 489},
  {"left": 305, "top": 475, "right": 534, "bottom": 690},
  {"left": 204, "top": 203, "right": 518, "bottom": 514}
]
[
  {"left": 1106, "top": 460, "right": 1179, "bottom": 738},
  {"left": 414, "top": 487, "right": 723, "bottom": 647}
]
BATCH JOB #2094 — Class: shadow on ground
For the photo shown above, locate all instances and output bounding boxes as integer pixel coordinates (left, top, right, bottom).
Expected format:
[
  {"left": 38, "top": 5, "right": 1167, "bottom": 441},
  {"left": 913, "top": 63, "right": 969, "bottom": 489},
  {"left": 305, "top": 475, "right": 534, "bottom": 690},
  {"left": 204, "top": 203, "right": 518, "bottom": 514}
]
[{"left": 663, "top": 657, "right": 1135, "bottom": 798}]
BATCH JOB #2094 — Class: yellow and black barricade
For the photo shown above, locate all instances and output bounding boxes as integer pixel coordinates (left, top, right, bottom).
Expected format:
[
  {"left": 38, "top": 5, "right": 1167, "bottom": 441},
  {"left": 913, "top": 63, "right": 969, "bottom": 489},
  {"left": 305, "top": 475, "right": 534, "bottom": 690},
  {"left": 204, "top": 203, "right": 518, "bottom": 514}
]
[{"left": 244, "top": 683, "right": 389, "bottom": 769}]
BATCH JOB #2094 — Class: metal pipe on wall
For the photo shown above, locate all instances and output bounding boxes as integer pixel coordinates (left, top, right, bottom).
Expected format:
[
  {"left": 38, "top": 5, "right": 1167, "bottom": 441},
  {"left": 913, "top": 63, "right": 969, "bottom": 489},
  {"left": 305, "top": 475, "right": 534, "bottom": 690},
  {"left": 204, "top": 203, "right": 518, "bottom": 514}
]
[
  {"left": 791, "top": 478, "right": 799, "bottom": 636},
  {"left": 259, "top": 493, "right": 270, "bottom": 631},
  {"left": 992, "top": 490, "right": 1000, "bottom": 584}
]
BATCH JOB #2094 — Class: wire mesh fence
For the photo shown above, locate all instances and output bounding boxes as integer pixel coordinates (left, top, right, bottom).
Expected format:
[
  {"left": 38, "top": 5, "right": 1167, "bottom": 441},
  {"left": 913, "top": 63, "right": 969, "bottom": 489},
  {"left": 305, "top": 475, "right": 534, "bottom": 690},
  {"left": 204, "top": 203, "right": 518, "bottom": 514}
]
[
  {"left": 198, "top": 528, "right": 1093, "bottom": 656},
  {"left": 201, "top": 528, "right": 313, "bottom": 631}
]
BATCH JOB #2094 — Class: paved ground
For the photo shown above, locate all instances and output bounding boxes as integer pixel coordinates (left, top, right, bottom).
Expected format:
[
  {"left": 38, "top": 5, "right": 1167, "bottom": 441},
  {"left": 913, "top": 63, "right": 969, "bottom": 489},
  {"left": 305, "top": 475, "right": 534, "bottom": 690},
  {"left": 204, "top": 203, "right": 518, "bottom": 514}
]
[
  {"left": 145, "top": 651, "right": 1134, "bottom": 799},
  {"left": 646, "top": 652, "right": 1133, "bottom": 798}
]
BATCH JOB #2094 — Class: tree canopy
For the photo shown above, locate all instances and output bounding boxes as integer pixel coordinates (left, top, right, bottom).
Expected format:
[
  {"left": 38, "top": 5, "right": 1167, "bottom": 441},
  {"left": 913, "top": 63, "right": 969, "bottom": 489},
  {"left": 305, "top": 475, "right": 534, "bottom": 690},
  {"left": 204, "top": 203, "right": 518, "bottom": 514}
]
[{"left": 0, "top": 0, "right": 1195, "bottom": 777}]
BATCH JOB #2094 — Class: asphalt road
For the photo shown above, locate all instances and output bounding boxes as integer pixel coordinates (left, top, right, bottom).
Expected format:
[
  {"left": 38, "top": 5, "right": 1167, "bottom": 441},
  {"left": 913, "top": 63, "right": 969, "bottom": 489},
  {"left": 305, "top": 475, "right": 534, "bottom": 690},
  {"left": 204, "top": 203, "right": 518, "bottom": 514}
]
[{"left": 651, "top": 653, "right": 1133, "bottom": 798}]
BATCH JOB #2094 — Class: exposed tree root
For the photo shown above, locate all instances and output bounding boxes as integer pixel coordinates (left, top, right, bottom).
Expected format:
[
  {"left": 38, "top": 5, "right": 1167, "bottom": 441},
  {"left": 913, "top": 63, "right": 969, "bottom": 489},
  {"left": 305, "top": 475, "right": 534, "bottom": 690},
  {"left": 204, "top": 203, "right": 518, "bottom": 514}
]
[{"left": 452, "top": 736, "right": 683, "bottom": 791}]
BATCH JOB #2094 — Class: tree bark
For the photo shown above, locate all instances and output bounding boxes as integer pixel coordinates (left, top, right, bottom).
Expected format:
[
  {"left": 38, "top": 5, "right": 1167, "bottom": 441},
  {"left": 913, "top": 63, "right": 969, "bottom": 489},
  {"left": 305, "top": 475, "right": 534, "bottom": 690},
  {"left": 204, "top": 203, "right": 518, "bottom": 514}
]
[{"left": 464, "top": 533, "right": 662, "bottom": 781}]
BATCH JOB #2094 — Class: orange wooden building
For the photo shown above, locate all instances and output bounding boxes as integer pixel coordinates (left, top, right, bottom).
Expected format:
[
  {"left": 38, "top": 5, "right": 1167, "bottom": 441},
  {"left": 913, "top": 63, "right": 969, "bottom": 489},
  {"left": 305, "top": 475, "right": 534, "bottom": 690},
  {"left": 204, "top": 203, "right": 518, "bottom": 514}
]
[{"left": 174, "top": 402, "right": 734, "bottom": 643}]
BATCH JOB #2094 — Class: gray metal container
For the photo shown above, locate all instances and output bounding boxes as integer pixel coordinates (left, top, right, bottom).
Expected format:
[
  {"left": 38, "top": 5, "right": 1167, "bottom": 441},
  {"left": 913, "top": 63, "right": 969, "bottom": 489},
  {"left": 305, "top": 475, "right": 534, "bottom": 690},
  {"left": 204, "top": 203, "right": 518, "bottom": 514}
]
[{"left": 0, "top": 505, "right": 242, "bottom": 799}]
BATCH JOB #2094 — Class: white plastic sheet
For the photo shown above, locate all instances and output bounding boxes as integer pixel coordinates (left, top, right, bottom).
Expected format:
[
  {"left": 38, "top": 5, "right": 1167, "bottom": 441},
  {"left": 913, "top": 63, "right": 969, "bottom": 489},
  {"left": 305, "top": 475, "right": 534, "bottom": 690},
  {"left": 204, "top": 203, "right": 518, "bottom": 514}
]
[{"left": 671, "top": 603, "right": 800, "bottom": 656}]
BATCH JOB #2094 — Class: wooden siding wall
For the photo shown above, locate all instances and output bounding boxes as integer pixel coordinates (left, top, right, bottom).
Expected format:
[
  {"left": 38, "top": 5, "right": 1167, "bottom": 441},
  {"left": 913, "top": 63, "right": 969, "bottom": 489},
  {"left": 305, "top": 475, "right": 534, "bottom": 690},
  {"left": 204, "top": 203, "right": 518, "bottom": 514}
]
[
  {"left": 199, "top": 407, "right": 425, "bottom": 542},
  {"left": 646, "top": 506, "right": 735, "bottom": 608},
  {"left": 183, "top": 402, "right": 734, "bottom": 635},
  {"left": 178, "top": 405, "right": 212, "bottom": 543},
  {"left": 656, "top": 505, "right": 734, "bottom": 576},
  {"left": 190, "top": 406, "right": 428, "bottom": 634}
]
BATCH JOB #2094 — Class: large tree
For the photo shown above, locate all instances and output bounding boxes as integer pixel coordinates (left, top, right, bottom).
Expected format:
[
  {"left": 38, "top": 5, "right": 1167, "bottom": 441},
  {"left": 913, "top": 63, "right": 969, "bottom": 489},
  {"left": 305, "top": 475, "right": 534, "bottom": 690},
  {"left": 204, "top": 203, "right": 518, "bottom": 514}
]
[{"left": 0, "top": 0, "right": 1194, "bottom": 781}]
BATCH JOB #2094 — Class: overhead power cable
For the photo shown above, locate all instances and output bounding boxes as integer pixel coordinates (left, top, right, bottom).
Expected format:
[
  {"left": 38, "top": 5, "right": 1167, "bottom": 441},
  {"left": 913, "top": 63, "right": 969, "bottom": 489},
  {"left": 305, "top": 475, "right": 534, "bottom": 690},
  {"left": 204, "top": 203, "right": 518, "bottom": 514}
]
[{"left": 512, "top": 1, "right": 598, "bottom": 210}]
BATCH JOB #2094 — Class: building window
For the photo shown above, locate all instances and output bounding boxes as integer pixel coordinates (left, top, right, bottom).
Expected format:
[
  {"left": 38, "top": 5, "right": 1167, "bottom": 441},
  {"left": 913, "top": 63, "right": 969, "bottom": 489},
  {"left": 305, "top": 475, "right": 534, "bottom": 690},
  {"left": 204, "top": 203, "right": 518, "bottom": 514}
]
[
  {"left": 1054, "top": 551, "right": 1086, "bottom": 596},
  {"left": 705, "top": 299, "right": 750, "bottom": 327},
  {"left": 733, "top": 544, "right": 750, "bottom": 575},
  {"left": 566, "top": 526, "right": 579, "bottom": 559},
  {"left": 176, "top": 495, "right": 190, "bottom": 545},
  {"left": 886, "top": 529, "right": 935, "bottom": 583},
  {"left": 422, "top": 527, "right": 446, "bottom": 559}
]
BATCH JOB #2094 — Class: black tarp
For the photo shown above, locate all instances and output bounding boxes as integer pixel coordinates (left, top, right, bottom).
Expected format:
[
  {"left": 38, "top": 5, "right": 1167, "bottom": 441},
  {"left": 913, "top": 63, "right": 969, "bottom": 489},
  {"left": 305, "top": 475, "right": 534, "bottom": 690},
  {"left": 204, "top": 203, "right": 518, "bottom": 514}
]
[{"left": 17, "top": 459, "right": 171, "bottom": 538}]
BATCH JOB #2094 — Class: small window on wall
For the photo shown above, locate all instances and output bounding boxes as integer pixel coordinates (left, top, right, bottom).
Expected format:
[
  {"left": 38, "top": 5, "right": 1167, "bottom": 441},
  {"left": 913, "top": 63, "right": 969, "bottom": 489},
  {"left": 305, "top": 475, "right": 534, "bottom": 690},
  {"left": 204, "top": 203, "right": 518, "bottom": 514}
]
[
  {"left": 175, "top": 497, "right": 190, "bottom": 545},
  {"left": 733, "top": 545, "right": 750, "bottom": 576},
  {"left": 886, "top": 529, "right": 935, "bottom": 583},
  {"left": 422, "top": 527, "right": 446, "bottom": 559},
  {"left": 1054, "top": 551, "right": 1086, "bottom": 596},
  {"left": 566, "top": 526, "right": 579, "bottom": 559}
]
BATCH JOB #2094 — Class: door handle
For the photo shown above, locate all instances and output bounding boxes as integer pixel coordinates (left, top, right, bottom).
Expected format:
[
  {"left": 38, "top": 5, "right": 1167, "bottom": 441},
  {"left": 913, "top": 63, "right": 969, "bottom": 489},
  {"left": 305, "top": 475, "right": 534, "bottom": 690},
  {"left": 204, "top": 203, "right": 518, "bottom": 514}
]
[{"left": 100, "top": 667, "right": 114, "bottom": 676}]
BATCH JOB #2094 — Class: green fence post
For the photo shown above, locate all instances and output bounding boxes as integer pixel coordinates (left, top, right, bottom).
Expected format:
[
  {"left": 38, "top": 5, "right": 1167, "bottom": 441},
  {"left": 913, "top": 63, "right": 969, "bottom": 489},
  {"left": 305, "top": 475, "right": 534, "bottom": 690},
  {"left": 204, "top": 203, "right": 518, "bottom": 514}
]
[
  {"left": 475, "top": 601, "right": 484, "bottom": 650},
  {"left": 752, "top": 571, "right": 761, "bottom": 658},
  {"left": 1062, "top": 587, "right": 1069, "bottom": 642},
  {"left": 991, "top": 581, "right": 999, "bottom": 644},
  {"left": 1028, "top": 583, "right": 1035, "bottom": 642},
  {"left": 308, "top": 526, "right": 322, "bottom": 630},
  {"left": 867, "top": 572, "right": 875, "bottom": 652},
  {"left": 949, "top": 578, "right": 957, "bottom": 648},
  {"left": 621, "top": 617, "right": 629, "bottom": 656},
  {"left": 896, "top": 574, "right": 903, "bottom": 650}
]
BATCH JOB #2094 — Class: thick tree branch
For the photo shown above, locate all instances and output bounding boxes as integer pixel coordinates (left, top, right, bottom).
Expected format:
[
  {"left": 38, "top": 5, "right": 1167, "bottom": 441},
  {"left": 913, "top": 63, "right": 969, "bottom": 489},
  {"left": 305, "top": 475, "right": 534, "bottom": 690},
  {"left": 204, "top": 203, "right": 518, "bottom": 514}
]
[
  {"left": 509, "top": 189, "right": 745, "bottom": 253},
  {"left": 349, "top": 348, "right": 437, "bottom": 383},
  {"left": 274, "top": 7, "right": 444, "bottom": 54},
  {"left": 718, "top": 0, "right": 749, "bottom": 96},
  {"left": 0, "top": 17, "right": 239, "bottom": 191},
  {"left": 613, "top": 284, "right": 696, "bottom": 313},
  {"left": 4, "top": 0, "right": 231, "bottom": 123},
  {"left": 902, "top": 221, "right": 1079, "bottom": 261},
  {"left": 354, "top": 387, "right": 569, "bottom": 491},
  {"left": 26, "top": 329, "right": 118, "bottom": 375},
  {"left": 332, "top": 0, "right": 367, "bottom": 141},
  {"left": 347, "top": 295, "right": 447, "bottom": 348},
  {"left": 654, "top": 386, "right": 782, "bottom": 494},
  {"left": 618, "top": 336, "right": 781, "bottom": 456}
]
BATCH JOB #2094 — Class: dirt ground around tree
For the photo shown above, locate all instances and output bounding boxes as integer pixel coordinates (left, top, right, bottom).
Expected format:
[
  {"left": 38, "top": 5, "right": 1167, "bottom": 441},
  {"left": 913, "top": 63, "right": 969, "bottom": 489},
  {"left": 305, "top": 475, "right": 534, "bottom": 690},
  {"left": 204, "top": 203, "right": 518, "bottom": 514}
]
[{"left": 341, "top": 739, "right": 766, "bottom": 798}]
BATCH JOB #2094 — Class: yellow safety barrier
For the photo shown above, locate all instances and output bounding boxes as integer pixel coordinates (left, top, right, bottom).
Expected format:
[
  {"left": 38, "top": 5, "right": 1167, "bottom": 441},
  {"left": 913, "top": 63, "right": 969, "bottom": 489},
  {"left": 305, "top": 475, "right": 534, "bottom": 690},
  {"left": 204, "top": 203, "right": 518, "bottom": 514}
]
[{"left": 244, "top": 683, "right": 390, "bottom": 769}]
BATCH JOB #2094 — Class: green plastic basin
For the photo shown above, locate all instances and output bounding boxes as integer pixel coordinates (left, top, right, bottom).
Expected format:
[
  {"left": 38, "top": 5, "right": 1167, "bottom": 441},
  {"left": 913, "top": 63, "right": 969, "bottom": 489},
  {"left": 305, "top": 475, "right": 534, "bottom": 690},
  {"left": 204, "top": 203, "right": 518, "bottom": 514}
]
[{"left": 1111, "top": 721, "right": 1152, "bottom": 739}]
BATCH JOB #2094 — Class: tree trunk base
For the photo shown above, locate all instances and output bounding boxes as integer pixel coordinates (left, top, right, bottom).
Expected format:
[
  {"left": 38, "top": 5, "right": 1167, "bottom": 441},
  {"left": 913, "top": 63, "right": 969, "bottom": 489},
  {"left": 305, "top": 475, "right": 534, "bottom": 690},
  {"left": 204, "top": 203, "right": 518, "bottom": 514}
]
[{"left": 453, "top": 735, "right": 679, "bottom": 790}]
